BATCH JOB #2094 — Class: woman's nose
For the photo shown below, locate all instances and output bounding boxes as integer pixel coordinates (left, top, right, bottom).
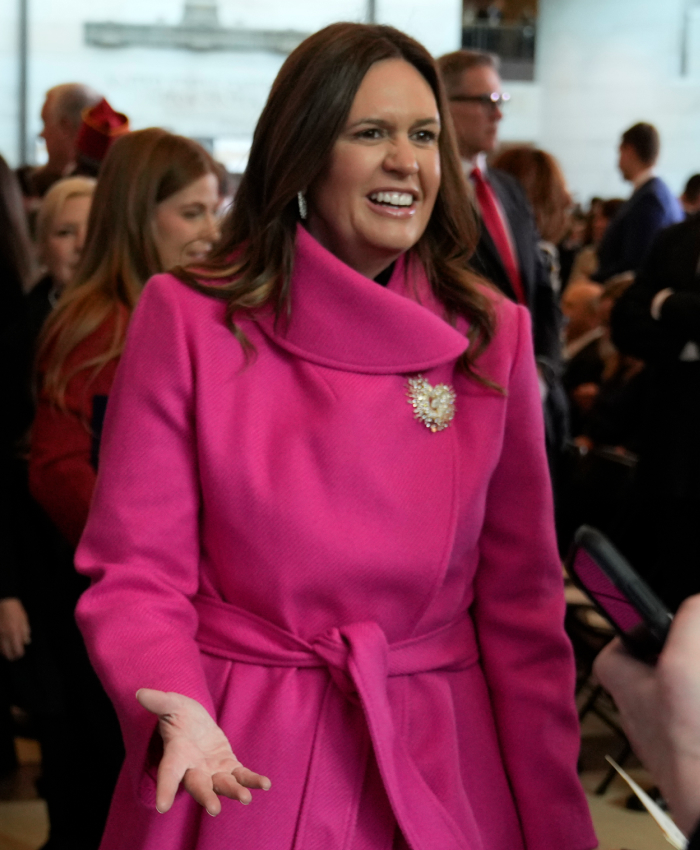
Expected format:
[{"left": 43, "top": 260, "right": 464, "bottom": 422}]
[
  {"left": 202, "top": 213, "right": 221, "bottom": 244},
  {"left": 384, "top": 136, "right": 419, "bottom": 175},
  {"left": 75, "top": 225, "right": 87, "bottom": 254}
]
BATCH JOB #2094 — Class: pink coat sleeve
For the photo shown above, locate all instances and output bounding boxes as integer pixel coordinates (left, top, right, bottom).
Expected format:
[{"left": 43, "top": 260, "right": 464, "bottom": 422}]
[
  {"left": 75, "top": 276, "right": 216, "bottom": 805},
  {"left": 472, "top": 305, "right": 596, "bottom": 850}
]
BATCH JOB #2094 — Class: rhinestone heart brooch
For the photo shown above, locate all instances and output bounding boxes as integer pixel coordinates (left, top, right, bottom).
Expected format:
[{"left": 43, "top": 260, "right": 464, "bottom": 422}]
[{"left": 406, "top": 375, "right": 456, "bottom": 433}]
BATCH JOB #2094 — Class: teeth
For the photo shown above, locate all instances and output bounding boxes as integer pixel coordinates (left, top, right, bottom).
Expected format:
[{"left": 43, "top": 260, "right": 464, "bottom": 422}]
[{"left": 370, "top": 191, "right": 414, "bottom": 206}]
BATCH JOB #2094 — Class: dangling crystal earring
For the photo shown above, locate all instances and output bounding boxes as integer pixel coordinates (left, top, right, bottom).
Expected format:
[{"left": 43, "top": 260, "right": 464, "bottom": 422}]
[{"left": 297, "top": 190, "right": 308, "bottom": 220}]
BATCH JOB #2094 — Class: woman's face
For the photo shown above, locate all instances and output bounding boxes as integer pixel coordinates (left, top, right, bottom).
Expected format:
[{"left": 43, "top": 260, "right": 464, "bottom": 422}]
[
  {"left": 307, "top": 58, "right": 441, "bottom": 279},
  {"left": 152, "top": 173, "right": 221, "bottom": 271},
  {"left": 45, "top": 193, "right": 92, "bottom": 291}
]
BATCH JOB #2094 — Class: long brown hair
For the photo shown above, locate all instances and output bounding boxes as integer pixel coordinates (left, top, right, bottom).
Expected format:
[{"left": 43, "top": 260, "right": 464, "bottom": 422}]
[
  {"left": 38, "top": 128, "right": 217, "bottom": 407},
  {"left": 179, "top": 23, "right": 496, "bottom": 378},
  {"left": 492, "top": 146, "right": 572, "bottom": 244}
]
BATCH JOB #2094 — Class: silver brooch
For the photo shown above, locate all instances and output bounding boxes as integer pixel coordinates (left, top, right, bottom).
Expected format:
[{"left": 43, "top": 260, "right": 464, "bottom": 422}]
[{"left": 406, "top": 375, "right": 456, "bottom": 433}]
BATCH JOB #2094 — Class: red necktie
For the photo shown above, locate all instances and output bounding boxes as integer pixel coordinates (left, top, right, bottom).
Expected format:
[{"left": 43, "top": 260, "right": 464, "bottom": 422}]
[{"left": 471, "top": 167, "right": 526, "bottom": 306}]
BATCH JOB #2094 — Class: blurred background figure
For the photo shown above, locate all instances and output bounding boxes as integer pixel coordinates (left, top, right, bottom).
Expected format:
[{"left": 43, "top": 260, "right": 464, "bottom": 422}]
[
  {"left": 17, "top": 83, "right": 102, "bottom": 202},
  {"left": 560, "top": 279, "right": 605, "bottom": 435},
  {"left": 21, "top": 128, "right": 220, "bottom": 850},
  {"left": 557, "top": 205, "right": 588, "bottom": 291},
  {"left": 72, "top": 98, "right": 129, "bottom": 178},
  {"left": 556, "top": 275, "right": 647, "bottom": 552},
  {"left": 680, "top": 173, "right": 700, "bottom": 217},
  {"left": 569, "top": 197, "right": 625, "bottom": 284},
  {"left": 31, "top": 126, "right": 221, "bottom": 552},
  {"left": 593, "top": 122, "right": 683, "bottom": 283},
  {"left": 491, "top": 145, "right": 573, "bottom": 295},
  {"left": 0, "top": 154, "right": 34, "bottom": 779},
  {"left": 28, "top": 176, "right": 96, "bottom": 343},
  {"left": 611, "top": 208, "right": 700, "bottom": 613}
]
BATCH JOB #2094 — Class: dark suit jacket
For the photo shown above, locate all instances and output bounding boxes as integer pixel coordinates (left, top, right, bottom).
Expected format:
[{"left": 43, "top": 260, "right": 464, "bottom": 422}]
[
  {"left": 594, "top": 176, "right": 683, "bottom": 283},
  {"left": 611, "top": 214, "right": 700, "bottom": 610},
  {"left": 469, "top": 168, "right": 562, "bottom": 372},
  {"left": 469, "top": 167, "right": 567, "bottom": 451}
]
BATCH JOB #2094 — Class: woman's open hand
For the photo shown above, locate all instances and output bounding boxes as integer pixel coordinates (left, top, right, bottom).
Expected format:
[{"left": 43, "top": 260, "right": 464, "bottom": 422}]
[{"left": 136, "top": 688, "right": 271, "bottom": 816}]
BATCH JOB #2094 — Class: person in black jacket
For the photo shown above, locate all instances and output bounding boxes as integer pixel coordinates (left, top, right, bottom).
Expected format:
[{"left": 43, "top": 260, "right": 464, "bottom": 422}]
[{"left": 611, "top": 214, "right": 700, "bottom": 612}]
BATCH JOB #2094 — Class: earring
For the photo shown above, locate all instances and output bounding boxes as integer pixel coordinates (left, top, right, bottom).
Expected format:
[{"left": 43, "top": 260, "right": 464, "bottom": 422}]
[{"left": 297, "top": 191, "right": 308, "bottom": 220}]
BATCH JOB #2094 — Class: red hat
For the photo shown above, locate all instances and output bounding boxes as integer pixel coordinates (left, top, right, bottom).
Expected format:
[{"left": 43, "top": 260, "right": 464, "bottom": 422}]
[{"left": 75, "top": 97, "right": 129, "bottom": 165}]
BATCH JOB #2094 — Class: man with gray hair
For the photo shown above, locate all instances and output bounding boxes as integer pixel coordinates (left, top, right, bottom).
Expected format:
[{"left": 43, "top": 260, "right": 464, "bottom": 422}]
[{"left": 29, "top": 83, "right": 103, "bottom": 196}]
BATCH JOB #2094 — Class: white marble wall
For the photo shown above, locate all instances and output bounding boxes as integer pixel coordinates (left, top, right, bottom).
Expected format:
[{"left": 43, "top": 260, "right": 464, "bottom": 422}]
[{"left": 0, "top": 0, "right": 461, "bottom": 169}]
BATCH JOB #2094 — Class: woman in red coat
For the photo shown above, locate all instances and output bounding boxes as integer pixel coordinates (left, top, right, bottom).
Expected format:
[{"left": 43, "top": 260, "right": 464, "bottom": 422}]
[
  {"left": 31, "top": 128, "right": 221, "bottom": 546},
  {"left": 28, "top": 128, "right": 221, "bottom": 850},
  {"left": 74, "top": 24, "right": 596, "bottom": 850}
]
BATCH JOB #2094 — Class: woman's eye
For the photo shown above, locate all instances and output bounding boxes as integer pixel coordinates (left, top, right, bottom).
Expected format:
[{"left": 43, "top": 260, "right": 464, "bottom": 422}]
[
  {"left": 355, "top": 128, "right": 383, "bottom": 140},
  {"left": 413, "top": 130, "right": 437, "bottom": 143},
  {"left": 181, "top": 208, "right": 202, "bottom": 220},
  {"left": 53, "top": 227, "right": 75, "bottom": 237}
]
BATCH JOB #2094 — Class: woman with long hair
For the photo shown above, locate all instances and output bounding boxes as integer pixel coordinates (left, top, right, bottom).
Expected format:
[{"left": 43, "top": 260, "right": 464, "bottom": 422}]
[
  {"left": 73, "top": 24, "right": 595, "bottom": 850},
  {"left": 491, "top": 146, "right": 572, "bottom": 294},
  {"left": 30, "top": 128, "right": 221, "bottom": 546},
  {"left": 26, "top": 129, "right": 220, "bottom": 849}
]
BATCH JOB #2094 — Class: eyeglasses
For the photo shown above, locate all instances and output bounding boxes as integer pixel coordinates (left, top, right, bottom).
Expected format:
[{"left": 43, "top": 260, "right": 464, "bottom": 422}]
[{"left": 449, "top": 92, "right": 511, "bottom": 109}]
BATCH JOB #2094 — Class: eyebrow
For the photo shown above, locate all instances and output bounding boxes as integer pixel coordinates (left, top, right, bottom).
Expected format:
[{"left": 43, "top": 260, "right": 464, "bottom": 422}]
[{"left": 346, "top": 116, "right": 441, "bottom": 130}]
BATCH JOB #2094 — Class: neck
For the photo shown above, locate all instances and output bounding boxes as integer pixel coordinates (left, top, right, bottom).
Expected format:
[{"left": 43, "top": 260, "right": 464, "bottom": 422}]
[{"left": 631, "top": 165, "right": 655, "bottom": 190}]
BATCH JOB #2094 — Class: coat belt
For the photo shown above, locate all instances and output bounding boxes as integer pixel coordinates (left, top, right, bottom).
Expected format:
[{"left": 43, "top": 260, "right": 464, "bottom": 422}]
[{"left": 193, "top": 593, "right": 482, "bottom": 850}]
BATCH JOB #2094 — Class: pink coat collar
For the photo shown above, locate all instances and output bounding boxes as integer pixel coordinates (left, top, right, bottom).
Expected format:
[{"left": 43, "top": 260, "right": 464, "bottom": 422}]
[{"left": 253, "top": 225, "right": 469, "bottom": 374}]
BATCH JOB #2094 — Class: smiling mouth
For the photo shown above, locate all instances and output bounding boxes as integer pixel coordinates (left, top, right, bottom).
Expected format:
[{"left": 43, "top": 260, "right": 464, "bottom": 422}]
[{"left": 368, "top": 191, "right": 416, "bottom": 208}]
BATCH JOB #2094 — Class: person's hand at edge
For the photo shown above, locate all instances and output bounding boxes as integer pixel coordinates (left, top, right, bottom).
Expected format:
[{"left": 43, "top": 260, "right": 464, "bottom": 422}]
[
  {"left": 595, "top": 595, "right": 700, "bottom": 836},
  {"left": 136, "top": 688, "right": 271, "bottom": 816},
  {"left": 0, "top": 598, "right": 31, "bottom": 661}
]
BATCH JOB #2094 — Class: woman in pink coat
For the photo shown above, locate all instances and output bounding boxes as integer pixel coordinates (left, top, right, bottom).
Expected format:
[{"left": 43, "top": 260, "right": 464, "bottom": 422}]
[{"left": 75, "top": 23, "right": 597, "bottom": 850}]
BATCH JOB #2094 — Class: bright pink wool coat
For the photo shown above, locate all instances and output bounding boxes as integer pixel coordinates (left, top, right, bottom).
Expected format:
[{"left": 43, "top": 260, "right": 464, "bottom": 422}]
[{"left": 75, "top": 226, "right": 596, "bottom": 850}]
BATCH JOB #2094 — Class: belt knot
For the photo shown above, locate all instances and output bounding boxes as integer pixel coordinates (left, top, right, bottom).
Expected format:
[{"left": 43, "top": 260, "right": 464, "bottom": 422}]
[{"left": 310, "top": 621, "right": 388, "bottom": 703}]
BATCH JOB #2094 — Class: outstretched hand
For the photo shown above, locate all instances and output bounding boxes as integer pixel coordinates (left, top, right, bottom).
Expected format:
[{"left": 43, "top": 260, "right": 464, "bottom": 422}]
[{"left": 136, "top": 688, "right": 271, "bottom": 816}]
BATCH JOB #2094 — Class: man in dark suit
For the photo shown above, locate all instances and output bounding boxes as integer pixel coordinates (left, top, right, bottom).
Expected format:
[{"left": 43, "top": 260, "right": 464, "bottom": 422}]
[
  {"left": 594, "top": 123, "right": 683, "bottom": 283},
  {"left": 437, "top": 49, "right": 567, "bottom": 459},
  {"left": 611, "top": 214, "right": 700, "bottom": 611}
]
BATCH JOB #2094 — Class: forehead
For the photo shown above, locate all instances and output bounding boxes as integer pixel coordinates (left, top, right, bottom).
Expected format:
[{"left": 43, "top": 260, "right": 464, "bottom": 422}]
[
  {"left": 56, "top": 193, "right": 91, "bottom": 218},
  {"left": 163, "top": 172, "right": 219, "bottom": 205},
  {"left": 457, "top": 65, "right": 502, "bottom": 95},
  {"left": 41, "top": 94, "right": 56, "bottom": 121},
  {"left": 349, "top": 59, "right": 439, "bottom": 119}
]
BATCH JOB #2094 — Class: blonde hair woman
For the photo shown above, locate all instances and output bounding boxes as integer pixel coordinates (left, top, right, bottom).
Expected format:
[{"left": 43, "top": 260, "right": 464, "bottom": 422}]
[{"left": 27, "top": 176, "right": 96, "bottom": 342}]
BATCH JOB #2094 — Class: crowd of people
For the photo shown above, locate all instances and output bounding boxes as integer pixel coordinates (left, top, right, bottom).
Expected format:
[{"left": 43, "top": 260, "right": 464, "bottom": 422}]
[{"left": 1, "top": 22, "right": 699, "bottom": 850}]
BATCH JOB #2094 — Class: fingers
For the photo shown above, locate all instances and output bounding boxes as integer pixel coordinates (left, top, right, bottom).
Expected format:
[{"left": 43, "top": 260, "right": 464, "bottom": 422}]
[
  {"left": 136, "top": 687, "right": 180, "bottom": 717},
  {"left": 594, "top": 636, "right": 648, "bottom": 691},
  {"left": 233, "top": 766, "right": 272, "bottom": 791},
  {"left": 183, "top": 768, "right": 225, "bottom": 815},
  {"left": 155, "top": 748, "right": 189, "bottom": 814},
  {"left": 0, "top": 632, "right": 26, "bottom": 661},
  {"left": 158, "top": 763, "right": 270, "bottom": 815},
  {"left": 211, "top": 771, "right": 252, "bottom": 805}
]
